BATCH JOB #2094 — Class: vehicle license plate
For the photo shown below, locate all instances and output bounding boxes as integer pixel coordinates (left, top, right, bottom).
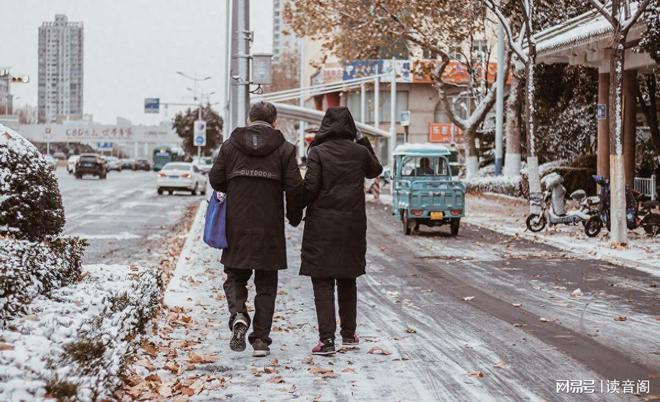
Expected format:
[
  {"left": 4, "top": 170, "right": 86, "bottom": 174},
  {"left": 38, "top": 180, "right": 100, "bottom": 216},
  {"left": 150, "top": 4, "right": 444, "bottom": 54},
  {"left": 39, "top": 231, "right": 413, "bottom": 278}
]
[
  {"left": 430, "top": 212, "right": 444, "bottom": 220},
  {"left": 169, "top": 175, "right": 179, "bottom": 179}
]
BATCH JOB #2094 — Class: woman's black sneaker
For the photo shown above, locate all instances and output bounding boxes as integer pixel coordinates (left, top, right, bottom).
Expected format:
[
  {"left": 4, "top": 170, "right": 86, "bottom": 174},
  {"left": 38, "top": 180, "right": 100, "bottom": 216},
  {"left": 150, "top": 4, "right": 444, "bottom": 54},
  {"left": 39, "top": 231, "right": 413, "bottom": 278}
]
[
  {"left": 312, "top": 338, "right": 336, "bottom": 356},
  {"left": 341, "top": 334, "right": 360, "bottom": 349},
  {"left": 230, "top": 314, "right": 248, "bottom": 352},
  {"left": 252, "top": 338, "right": 270, "bottom": 357}
]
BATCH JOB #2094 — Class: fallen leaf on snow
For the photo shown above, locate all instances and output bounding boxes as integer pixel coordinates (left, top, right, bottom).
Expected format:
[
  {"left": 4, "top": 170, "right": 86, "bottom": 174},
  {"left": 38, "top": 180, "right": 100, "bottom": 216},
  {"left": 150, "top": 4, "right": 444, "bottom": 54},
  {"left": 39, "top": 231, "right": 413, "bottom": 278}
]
[
  {"left": 0, "top": 342, "right": 14, "bottom": 351},
  {"left": 302, "top": 356, "right": 314, "bottom": 364},
  {"left": 405, "top": 327, "right": 417, "bottom": 334},
  {"left": 539, "top": 317, "right": 549, "bottom": 322},
  {"left": 140, "top": 340, "right": 159, "bottom": 357},
  {"left": 187, "top": 352, "right": 219, "bottom": 364},
  {"left": 367, "top": 347, "right": 392, "bottom": 355},
  {"left": 467, "top": 370, "right": 485, "bottom": 378},
  {"left": 614, "top": 315, "right": 627, "bottom": 321},
  {"left": 342, "top": 368, "right": 357, "bottom": 373},
  {"left": 571, "top": 288, "right": 583, "bottom": 297},
  {"left": 494, "top": 362, "right": 507, "bottom": 369},
  {"left": 268, "top": 376, "right": 285, "bottom": 384},
  {"left": 463, "top": 296, "right": 475, "bottom": 301},
  {"left": 264, "top": 367, "right": 278, "bottom": 374},
  {"left": 512, "top": 303, "right": 521, "bottom": 308}
]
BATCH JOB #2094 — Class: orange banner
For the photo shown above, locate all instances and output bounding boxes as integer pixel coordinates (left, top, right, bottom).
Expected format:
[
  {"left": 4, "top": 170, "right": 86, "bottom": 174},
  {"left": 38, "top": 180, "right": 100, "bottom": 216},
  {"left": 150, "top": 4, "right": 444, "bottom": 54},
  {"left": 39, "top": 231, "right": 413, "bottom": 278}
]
[
  {"left": 429, "top": 123, "right": 463, "bottom": 144},
  {"left": 412, "top": 59, "right": 508, "bottom": 85}
]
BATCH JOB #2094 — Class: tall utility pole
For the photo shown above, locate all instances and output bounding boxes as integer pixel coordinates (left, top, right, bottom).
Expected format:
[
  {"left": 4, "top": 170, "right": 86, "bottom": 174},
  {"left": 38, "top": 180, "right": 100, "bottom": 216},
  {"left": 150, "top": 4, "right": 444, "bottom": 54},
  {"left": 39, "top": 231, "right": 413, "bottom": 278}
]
[
  {"left": 298, "top": 36, "right": 306, "bottom": 159},
  {"left": 388, "top": 62, "right": 397, "bottom": 170},
  {"left": 230, "top": 0, "right": 250, "bottom": 130},
  {"left": 494, "top": 21, "right": 505, "bottom": 176},
  {"left": 224, "top": 0, "right": 233, "bottom": 137}
]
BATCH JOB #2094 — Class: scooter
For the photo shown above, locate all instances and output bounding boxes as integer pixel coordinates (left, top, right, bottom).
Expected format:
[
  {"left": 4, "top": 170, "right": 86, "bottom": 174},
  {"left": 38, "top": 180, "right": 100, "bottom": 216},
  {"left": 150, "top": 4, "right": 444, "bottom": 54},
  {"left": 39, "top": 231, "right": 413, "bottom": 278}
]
[
  {"left": 526, "top": 173, "right": 602, "bottom": 237},
  {"left": 593, "top": 175, "right": 660, "bottom": 236}
]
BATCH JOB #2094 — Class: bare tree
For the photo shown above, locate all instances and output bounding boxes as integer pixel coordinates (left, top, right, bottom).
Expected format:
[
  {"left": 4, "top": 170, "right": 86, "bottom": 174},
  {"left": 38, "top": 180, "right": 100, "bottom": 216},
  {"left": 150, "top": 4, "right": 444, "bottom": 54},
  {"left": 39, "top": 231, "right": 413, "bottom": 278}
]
[
  {"left": 484, "top": 0, "right": 542, "bottom": 209},
  {"left": 285, "top": 0, "right": 511, "bottom": 177},
  {"left": 585, "top": 0, "right": 652, "bottom": 244}
]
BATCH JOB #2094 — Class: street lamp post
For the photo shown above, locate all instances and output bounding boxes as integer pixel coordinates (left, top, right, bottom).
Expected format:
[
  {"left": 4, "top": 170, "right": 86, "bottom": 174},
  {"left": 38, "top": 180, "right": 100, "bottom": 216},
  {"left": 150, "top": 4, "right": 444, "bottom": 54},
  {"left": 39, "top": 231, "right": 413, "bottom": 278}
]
[{"left": 176, "top": 72, "right": 211, "bottom": 159}]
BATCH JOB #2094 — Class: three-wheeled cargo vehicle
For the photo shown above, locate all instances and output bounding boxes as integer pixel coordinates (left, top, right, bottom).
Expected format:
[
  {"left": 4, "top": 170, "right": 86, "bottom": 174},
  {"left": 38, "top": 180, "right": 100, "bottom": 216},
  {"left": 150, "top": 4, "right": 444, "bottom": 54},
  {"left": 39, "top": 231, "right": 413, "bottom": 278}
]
[{"left": 387, "top": 144, "right": 465, "bottom": 236}]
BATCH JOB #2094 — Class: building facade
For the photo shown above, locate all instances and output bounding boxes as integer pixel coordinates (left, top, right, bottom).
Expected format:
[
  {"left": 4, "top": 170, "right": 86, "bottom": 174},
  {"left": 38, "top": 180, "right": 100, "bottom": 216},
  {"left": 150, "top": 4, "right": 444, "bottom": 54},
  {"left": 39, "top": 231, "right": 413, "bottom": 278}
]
[
  {"left": 0, "top": 73, "right": 11, "bottom": 115},
  {"left": 272, "top": 0, "right": 298, "bottom": 62},
  {"left": 38, "top": 14, "right": 84, "bottom": 123}
]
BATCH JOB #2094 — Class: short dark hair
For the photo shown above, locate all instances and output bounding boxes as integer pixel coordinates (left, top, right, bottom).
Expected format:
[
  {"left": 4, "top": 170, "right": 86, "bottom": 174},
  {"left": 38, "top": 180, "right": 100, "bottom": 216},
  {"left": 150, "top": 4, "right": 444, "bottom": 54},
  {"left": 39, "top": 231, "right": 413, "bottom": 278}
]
[{"left": 249, "top": 101, "right": 277, "bottom": 124}]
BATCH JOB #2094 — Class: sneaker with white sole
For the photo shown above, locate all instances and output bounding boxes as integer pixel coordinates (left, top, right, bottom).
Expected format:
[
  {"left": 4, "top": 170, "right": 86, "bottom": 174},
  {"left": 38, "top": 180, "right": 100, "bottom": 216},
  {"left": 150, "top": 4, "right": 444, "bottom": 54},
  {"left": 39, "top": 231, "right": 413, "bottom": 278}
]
[
  {"left": 230, "top": 314, "right": 248, "bottom": 352},
  {"left": 252, "top": 338, "right": 270, "bottom": 357},
  {"left": 312, "top": 338, "right": 336, "bottom": 356},
  {"left": 341, "top": 334, "right": 360, "bottom": 349}
]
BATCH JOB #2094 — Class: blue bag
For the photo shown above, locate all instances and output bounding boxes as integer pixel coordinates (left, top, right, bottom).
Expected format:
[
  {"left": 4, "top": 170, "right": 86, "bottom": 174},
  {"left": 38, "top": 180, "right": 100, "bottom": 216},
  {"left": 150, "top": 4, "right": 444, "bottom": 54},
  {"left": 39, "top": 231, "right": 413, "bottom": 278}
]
[{"left": 203, "top": 191, "right": 229, "bottom": 249}]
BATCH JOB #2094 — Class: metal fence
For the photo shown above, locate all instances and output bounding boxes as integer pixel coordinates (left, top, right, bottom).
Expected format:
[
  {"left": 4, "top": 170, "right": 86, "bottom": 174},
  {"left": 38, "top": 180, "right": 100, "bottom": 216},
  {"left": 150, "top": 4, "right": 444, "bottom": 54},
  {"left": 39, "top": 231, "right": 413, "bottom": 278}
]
[{"left": 634, "top": 175, "right": 657, "bottom": 200}]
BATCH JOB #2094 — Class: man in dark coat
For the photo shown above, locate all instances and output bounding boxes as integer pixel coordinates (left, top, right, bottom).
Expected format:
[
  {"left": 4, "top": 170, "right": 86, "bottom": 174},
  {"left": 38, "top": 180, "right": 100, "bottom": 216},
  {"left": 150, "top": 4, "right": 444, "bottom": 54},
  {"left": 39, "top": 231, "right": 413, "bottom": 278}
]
[
  {"left": 209, "top": 101, "right": 303, "bottom": 357},
  {"left": 300, "top": 106, "right": 382, "bottom": 355}
]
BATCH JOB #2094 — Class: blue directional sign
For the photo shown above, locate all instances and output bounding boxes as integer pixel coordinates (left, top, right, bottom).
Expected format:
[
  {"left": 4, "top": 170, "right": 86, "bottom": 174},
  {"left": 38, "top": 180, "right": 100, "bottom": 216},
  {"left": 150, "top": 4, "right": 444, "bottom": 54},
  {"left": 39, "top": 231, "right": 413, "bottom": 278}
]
[
  {"left": 144, "top": 98, "right": 160, "bottom": 114},
  {"left": 96, "top": 142, "right": 113, "bottom": 150},
  {"left": 193, "top": 120, "right": 207, "bottom": 147}
]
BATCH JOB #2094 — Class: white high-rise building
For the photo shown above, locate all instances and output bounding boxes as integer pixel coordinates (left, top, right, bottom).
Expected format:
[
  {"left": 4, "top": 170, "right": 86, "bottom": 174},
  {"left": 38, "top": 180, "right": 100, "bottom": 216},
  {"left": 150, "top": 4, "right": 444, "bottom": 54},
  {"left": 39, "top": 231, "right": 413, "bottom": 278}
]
[
  {"left": 272, "top": 0, "right": 298, "bottom": 62},
  {"left": 38, "top": 14, "right": 84, "bottom": 123}
]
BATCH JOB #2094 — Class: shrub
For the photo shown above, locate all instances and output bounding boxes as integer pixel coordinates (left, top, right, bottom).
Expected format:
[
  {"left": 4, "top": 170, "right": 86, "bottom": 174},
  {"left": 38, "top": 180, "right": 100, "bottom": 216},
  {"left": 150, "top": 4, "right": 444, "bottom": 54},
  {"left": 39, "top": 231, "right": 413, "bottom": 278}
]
[
  {"left": 464, "top": 175, "right": 523, "bottom": 197},
  {"left": 0, "top": 237, "right": 86, "bottom": 324},
  {"left": 0, "top": 125, "right": 65, "bottom": 241}
]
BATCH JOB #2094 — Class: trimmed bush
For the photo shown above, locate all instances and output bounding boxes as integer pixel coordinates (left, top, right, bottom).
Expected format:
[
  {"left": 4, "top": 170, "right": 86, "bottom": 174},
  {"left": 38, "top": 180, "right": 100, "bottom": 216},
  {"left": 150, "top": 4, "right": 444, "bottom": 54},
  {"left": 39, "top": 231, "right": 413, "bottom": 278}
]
[
  {"left": 0, "top": 264, "right": 162, "bottom": 401},
  {"left": 0, "top": 237, "right": 86, "bottom": 324},
  {"left": 464, "top": 175, "right": 523, "bottom": 197},
  {"left": 0, "top": 125, "right": 65, "bottom": 241}
]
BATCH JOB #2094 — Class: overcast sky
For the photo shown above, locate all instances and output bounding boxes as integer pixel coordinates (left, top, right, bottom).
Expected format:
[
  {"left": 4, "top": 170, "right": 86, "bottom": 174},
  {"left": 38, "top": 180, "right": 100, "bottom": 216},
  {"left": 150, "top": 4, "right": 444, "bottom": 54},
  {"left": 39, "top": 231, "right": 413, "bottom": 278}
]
[{"left": 1, "top": 0, "right": 273, "bottom": 124}]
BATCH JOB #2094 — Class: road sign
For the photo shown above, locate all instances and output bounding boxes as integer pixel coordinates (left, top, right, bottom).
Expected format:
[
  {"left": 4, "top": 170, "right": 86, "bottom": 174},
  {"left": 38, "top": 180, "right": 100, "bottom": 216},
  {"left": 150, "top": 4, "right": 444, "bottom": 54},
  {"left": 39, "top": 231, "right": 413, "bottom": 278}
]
[
  {"left": 400, "top": 110, "right": 411, "bottom": 127},
  {"left": 194, "top": 120, "right": 207, "bottom": 147},
  {"left": 144, "top": 98, "right": 160, "bottom": 114},
  {"left": 96, "top": 142, "right": 113, "bottom": 150},
  {"left": 597, "top": 104, "right": 607, "bottom": 120}
]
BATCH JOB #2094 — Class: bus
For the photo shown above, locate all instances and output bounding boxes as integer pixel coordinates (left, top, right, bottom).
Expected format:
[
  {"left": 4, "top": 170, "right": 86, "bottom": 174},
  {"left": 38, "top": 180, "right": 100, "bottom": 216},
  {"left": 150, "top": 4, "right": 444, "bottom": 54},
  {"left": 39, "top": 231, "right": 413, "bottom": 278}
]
[{"left": 152, "top": 145, "right": 185, "bottom": 171}]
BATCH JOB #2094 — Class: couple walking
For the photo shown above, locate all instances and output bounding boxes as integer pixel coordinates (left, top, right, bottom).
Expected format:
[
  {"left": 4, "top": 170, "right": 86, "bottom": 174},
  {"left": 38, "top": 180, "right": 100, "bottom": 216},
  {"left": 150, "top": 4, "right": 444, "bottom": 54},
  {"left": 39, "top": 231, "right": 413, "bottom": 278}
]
[{"left": 208, "top": 101, "right": 382, "bottom": 357}]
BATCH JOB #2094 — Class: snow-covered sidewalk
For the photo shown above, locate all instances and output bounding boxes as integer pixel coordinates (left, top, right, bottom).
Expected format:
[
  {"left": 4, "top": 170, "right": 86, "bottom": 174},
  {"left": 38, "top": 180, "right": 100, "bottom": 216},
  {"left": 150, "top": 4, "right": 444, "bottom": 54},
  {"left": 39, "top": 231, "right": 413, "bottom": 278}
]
[
  {"left": 464, "top": 193, "right": 660, "bottom": 277},
  {"left": 119, "top": 201, "right": 445, "bottom": 401}
]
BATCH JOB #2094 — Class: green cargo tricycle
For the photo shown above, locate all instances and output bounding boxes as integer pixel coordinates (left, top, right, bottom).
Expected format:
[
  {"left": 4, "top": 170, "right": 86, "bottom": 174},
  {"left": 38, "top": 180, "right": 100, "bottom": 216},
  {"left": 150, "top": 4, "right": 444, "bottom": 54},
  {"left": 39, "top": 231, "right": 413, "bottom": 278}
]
[{"left": 386, "top": 144, "right": 465, "bottom": 236}]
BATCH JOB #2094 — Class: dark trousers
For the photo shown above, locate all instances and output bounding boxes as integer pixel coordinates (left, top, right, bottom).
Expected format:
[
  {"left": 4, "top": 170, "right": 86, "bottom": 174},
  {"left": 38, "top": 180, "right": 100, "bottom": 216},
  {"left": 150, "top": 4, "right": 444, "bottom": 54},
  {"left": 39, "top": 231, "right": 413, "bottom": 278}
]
[
  {"left": 311, "top": 277, "right": 357, "bottom": 341},
  {"left": 223, "top": 267, "right": 278, "bottom": 345}
]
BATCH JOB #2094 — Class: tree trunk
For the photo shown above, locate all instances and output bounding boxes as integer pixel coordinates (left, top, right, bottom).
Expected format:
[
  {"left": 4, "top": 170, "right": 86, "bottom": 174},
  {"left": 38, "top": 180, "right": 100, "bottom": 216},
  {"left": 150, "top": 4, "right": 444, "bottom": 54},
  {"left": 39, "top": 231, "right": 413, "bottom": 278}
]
[
  {"left": 609, "top": 39, "right": 627, "bottom": 244},
  {"left": 504, "top": 66, "right": 522, "bottom": 177},
  {"left": 525, "top": 49, "right": 541, "bottom": 212},
  {"left": 464, "top": 127, "right": 479, "bottom": 178}
]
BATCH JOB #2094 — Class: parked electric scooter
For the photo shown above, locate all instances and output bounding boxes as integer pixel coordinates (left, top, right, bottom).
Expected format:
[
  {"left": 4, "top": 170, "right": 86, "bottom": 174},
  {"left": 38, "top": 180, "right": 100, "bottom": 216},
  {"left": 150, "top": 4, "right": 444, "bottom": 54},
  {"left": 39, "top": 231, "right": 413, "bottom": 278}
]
[
  {"left": 593, "top": 175, "right": 660, "bottom": 236},
  {"left": 526, "top": 173, "right": 602, "bottom": 237}
]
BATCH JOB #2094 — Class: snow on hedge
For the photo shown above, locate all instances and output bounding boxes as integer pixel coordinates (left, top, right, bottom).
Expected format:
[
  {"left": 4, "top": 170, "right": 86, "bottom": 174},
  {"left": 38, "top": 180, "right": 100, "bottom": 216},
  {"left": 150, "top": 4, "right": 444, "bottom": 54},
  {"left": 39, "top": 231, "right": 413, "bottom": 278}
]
[
  {"left": 0, "top": 124, "right": 64, "bottom": 241},
  {"left": 0, "top": 237, "right": 86, "bottom": 324},
  {"left": 464, "top": 160, "right": 569, "bottom": 197},
  {"left": 0, "top": 264, "right": 161, "bottom": 401}
]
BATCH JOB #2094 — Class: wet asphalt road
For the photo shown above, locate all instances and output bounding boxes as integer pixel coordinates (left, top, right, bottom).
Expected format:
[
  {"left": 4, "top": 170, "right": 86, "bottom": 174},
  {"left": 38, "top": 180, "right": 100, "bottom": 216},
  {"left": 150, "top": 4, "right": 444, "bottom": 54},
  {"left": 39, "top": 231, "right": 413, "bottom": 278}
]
[
  {"left": 361, "top": 202, "right": 659, "bottom": 398},
  {"left": 55, "top": 168, "right": 202, "bottom": 265}
]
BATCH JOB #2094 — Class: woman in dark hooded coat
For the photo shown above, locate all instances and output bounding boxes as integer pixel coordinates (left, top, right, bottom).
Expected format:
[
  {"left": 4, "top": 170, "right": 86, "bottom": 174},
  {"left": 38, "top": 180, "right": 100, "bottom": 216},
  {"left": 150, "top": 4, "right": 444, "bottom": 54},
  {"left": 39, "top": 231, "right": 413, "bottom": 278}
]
[{"left": 301, "top": 106, "right": 382, "bottom": 355}]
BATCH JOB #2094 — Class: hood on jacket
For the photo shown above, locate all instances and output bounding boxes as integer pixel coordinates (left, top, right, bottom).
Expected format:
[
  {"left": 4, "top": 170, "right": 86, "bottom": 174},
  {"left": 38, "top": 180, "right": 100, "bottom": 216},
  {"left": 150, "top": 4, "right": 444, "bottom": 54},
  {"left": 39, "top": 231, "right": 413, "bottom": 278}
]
[
  {"left": 311, "top": 107, "right": 357, "bottom": 147},
  {"left": 230, "top": 122, "right": 285, "bottom": 156}
]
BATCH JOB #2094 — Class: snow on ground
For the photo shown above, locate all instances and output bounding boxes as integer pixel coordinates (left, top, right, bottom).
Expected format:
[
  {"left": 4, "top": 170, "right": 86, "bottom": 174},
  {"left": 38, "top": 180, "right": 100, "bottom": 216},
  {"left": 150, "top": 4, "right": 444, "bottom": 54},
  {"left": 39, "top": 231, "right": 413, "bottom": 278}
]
[
  {"left": 465, "top": 193, "right": 660, "bottom": 277},
  {"left": 0, "top": 264, "right": 160, "bottom": 401}
]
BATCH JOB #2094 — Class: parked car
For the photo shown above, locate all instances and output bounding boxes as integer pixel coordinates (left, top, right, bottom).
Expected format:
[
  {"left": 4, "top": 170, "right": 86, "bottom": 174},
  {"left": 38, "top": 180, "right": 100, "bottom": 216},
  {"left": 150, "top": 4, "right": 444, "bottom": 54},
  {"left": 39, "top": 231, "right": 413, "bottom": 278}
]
[
  {"left": 120, "top": 158, "right": 136, "bottom": 170},
  {"left": 75, "top": 154, "right": 107, "bottom": 179},
  {"left": 52, "top": 151, "right": 67, "bottom": 161},
  {"left": 135, "top": 158, "right": 151, "bottom": 171},
  {"left": 104, "top": 156, "right": 122, "bottom": 172},
  {"left": 192, "top": 156, "right": 214, "bottom": 174},
  {"left": 43, "top": 154, "right": 57, "bottom": 170},
  {"left": 157, "top": 162, "right": 207, "bottom": 195},
  {"left": 67, "top": 155, "right": 80, "bottom": 174}
]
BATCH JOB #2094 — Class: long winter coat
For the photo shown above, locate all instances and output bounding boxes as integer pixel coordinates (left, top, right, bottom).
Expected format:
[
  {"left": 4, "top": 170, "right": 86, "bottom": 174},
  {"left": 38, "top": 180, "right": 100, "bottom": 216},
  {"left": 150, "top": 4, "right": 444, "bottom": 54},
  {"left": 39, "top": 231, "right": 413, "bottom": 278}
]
[
  {"left": 300, "top": 107, "right": 383, "bottom": 279},
  {"left": 209, "top": 122, "right": 303, "bottom": 271}
]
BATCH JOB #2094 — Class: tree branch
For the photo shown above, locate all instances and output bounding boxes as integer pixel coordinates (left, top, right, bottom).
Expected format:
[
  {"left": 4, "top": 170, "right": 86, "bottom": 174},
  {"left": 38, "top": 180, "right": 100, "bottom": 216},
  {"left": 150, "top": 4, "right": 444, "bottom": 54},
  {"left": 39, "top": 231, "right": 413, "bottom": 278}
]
[
  {"left": 587, "top": 0, "right": 616, "bottom": 26},
  {"left": 622, "top": 0, "right": 652, "bottom": 33}
]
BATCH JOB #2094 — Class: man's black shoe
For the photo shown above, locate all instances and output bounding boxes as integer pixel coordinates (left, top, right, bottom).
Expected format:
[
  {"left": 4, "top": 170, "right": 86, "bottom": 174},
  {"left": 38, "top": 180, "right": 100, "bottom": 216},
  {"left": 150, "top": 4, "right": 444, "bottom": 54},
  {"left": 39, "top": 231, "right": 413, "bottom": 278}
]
[{"left": 252, "top": 338, "right": 270, "bottom": 357}]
